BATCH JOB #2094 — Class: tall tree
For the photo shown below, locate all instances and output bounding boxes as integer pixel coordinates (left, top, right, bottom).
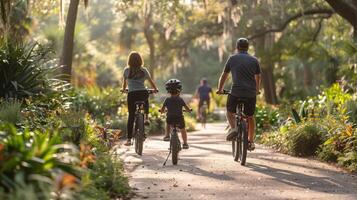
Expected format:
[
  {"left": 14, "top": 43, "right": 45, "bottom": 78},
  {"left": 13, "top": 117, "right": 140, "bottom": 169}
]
[
  {"left": 59, "top": 0, "right": 88, "bottom": 81},
  {"left": 228, "top": 0, "right": 333, "bottom": 104}
]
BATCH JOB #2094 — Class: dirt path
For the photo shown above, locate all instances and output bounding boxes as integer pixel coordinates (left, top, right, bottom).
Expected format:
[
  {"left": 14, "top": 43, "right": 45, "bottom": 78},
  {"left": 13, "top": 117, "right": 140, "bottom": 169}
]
[{"left": 118, "top": 123, "right": 357, "bottom": 200}]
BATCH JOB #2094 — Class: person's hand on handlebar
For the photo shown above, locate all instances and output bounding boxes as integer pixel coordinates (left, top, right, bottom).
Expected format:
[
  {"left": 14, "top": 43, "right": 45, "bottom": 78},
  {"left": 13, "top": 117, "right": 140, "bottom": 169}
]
[
  {"left": 216, "top": 89, "right": 224, "bottom": 95},
  {"left": 185, "top": 108, "right": 193, "bottom": 113}
]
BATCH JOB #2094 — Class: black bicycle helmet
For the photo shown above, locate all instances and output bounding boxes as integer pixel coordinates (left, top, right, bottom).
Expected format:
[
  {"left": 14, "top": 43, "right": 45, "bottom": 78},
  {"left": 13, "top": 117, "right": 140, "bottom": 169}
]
[
  {"left": 236, "top": 37, "right": 249, "bottom": 51},
  {"left": 165, "top": 79, "right": 182, "bottom": 93}
]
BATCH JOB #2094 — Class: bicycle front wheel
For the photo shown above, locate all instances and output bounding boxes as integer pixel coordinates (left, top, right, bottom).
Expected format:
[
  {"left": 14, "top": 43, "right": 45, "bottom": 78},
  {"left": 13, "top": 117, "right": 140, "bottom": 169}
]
[{"left": 134, "top": 114, "right": 145, "bottom": 156}]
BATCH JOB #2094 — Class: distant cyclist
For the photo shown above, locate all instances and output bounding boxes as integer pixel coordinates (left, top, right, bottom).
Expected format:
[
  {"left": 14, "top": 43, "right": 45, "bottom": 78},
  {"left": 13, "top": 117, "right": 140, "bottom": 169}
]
[
  {"left": 216, "top": 38, "right": 261, "bottom": 151},
  {"left": 195, "top": 78, "right": 213, "bottom": 120}
]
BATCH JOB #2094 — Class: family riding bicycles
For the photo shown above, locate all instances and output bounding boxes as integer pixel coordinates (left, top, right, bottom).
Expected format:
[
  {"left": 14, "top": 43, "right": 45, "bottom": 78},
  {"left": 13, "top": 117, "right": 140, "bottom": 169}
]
[{"left": 121, "top": 37, "right": 261, "bottom": 165}]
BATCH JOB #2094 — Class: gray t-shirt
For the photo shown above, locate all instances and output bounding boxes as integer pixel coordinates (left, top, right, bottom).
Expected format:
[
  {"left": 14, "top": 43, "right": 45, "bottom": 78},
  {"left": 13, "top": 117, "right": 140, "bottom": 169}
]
[
  {"left": 123, "top": 67, "right": 151, "bottom": 92},
  {"left": 224, "top": 52, "right": 261, "bottom": 97}
]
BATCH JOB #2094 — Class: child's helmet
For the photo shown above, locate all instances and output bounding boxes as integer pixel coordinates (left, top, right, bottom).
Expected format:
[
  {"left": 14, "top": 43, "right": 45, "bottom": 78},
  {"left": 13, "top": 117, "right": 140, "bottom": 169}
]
[{"left": 165, "top": 79, "right": 182, "bottom": 93}]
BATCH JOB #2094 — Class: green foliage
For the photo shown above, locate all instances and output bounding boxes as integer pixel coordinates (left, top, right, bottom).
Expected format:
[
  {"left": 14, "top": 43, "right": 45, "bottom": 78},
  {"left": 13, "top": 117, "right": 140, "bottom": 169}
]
[
  {"left": 0, "top": 124, "right": 80, "bottom": 192},
  {"left": 60, "top": 110, "right": 87, "bottom": 145},
  {"left": 0, "top": 100, "right": 22, "bottom": 124},
  {"left": 71, "top": 86, "right": 125, "bottom": 122},
  {"left": 287, "top": 123, "right": 324, "bottom": 157},
  {"left": 255, "top": 104, "right": 279, "bottom": 135},
  {"left": 0, "top": 40, "right": 64, "bottom": 99},
  {"left": 82, "top": 155, "right": 130, "bottom": 199},
  {"left": 263, "top": 83, "right": 357, "bottom": 171}
]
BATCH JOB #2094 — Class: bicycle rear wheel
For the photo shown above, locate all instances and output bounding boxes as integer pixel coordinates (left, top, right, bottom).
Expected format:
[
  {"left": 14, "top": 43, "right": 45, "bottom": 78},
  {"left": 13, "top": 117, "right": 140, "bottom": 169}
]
[
  {"left": 239, "top": 121, "right": 248, "bottom": 165},
  {"left": 171, "top": 130, "right": 180, "bottom": 165},
  {"left": 134, "top": 114, "right": 145, "bottom": 156}
]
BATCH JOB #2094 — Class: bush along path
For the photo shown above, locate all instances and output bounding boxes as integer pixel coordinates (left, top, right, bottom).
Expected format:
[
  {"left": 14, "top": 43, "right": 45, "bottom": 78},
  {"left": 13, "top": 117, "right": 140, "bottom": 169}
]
[{"left": 118, "top": 123, "right": 357, "bottom": 200}]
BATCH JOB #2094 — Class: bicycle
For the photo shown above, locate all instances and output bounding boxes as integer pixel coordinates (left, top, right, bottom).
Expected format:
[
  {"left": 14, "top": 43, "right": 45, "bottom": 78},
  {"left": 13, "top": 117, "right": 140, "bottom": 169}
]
[
  {"left": 199, "top": 102, "right": 208, "bottom": 128},
  {"left": 219, "top": 90, "right": 249, "bottom": 165},
  {"left": 123, "top": 89, "right": 156, "bottom": 156},
  {"left": 163, "top": 110, "right": 191, "bottom": 166}
]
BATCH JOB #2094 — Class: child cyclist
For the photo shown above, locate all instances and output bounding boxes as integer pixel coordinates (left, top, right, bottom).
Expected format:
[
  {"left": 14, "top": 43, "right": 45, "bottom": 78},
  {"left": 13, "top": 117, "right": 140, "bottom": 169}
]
[{"left": 160, "top": 79, "right": 192, "bottom": 149}]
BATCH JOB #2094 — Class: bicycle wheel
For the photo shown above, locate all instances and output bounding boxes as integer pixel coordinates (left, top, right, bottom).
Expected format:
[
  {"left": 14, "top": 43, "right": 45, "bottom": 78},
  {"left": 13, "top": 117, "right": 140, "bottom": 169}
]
[
  {"left": 171, "top": 130, "right": 180, "bottom": 165},
  {"left": 134, "top": 114, "right": 145, "bottom": 156},
  {"left": 234, "top": 131, "right": 240, "bottom": 162},
  {"left": 231, "top": 140, "right": 236, "bottom": 157},
  {"left": 239, "top": 121, "right": 248, "bottom": 165}
]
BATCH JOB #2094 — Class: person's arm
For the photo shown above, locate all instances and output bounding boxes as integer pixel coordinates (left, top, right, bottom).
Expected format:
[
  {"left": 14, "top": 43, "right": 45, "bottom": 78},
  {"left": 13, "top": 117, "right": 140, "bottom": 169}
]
[
  {"left": 217, "top": 72, "right": 229, "bottom": 93},
  {"left": 145, "top": 68, "right": 159, "bottom": 92},
  {"left": 255, "top": 74, "right": 261, "bottom": 95},
  {"left": 255, "top": 60, "right": 262, "bottom": 95},
  {"left": 121, "top": 69, "right": 128, "bottom": 92},
  {"left": 148, "top": 77, "right": 159, "bottom": 92},
  {"left": 217, "top": 56, "right": 231, "bottom": 94},
  {"left": 160, "top": 99, "right": 167, "bottom": 113},
  {"left": 183, "top": 102, "right": 192, "bottom": 112},
  {"left": 181, "top": 98, "right": 192, "bottom": 112},
  {"left": 194, "top": 88, "right": 199, "bottom": 99}
]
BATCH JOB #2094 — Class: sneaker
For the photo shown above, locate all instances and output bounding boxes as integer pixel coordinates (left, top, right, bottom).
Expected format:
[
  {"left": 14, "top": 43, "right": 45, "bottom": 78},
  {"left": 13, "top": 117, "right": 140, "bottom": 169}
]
[
  {"left": 182, "top": 143, "right": 189, "bottom": 149},
  {"left": 163, "top": 136, "right": 170, "bottom": 141},
  {"left": 124, "top": 139, "right": 131, "bottom": 146},
  {"left": 226, "top": 129, "right": 238, "bottom": 141},
  {"left": 248, "top": 141, "right": 255, "bottom": 151}
]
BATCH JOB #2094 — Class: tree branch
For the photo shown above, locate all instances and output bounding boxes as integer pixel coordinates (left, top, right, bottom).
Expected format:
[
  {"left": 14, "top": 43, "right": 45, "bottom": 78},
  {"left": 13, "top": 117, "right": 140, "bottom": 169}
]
[
  {"left": 248, "top": 8, "right": 334, "bottom": 40},
  {"left": 325, "top": 0, "right": 357, "bottom": 27}
]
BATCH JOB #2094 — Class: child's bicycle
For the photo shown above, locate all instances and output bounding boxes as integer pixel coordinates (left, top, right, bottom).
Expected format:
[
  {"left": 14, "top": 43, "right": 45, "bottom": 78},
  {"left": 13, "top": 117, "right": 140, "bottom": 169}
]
[
  {"left": 123, "top": 89, "right": 156, "bottom": 156},
  {"left": 163, "top": 110, "right": 192, "bottom": 166}
]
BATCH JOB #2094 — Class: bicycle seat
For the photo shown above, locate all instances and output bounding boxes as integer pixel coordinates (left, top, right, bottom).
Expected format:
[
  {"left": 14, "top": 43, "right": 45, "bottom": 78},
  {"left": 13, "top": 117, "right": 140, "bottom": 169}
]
[{"left": 135, "top": 101, "right": 145, "bottom": 105}]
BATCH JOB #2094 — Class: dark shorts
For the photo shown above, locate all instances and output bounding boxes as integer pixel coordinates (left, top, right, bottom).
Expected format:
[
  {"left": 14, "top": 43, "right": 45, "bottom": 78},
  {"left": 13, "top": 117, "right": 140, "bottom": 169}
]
[
  {"left": 226, "top": 95, "right": 256, "bottom": 116},
  {"left": 166, "top": 115, "right": 185, "bottom": 129},
  {"left": 198, "top": 99, "right": 210, "bottom": 109}
]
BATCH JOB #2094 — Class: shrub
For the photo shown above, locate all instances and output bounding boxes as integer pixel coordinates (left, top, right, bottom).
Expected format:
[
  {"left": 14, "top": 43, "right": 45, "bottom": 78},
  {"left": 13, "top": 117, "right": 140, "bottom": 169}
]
[
  {"left": 0, "top": 124, "right": 80, "bottom": 192},
  {"left": 60, "top": 110, "right": 87, "bottom": 145},
  {"left": 255, "top": 104, "right": 279, "bottom": 135},
  {"left": 0, "top": 40, "right": 64, "bottom": 99},
  {"left": 0, "top": 100, "right": 22, "bottom": 124},
  {"left": 83, "top": 155, "right": 130, "bottom": 199},
  {"left": 287, "top": 123, "right": 324, "bottom": 156}
]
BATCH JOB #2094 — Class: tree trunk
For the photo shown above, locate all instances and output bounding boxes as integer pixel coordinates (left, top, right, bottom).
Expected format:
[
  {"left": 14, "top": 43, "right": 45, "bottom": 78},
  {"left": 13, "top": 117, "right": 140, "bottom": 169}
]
[
  {"left": 254, "top": 34, "right": 278, "bottom": 104},
  {"left": 59, "top": 0, "right": 80, "bottom": 81},
  {"left": 303, "top": 64, "right": 312, "bottom": 89},
  {"left": 325, "top": 0, "right": 357, "bottom": 42},
  {"left": 143, "top": 0, "right": 156, "bottom": 79}
]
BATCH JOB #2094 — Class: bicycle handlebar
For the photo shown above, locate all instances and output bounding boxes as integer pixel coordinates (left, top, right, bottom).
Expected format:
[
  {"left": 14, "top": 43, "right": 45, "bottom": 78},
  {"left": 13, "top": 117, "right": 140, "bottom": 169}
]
[
  {"left": 121, "top": 89, "right": 158, "bottom": 94},
  {"left": 217, "top": 90, "right": 231, "bottom": 95}
]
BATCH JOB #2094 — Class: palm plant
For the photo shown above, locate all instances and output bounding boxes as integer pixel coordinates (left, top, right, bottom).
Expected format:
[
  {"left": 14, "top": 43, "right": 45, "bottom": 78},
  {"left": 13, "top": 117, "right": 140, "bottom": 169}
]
[{"left": 0, "top": 39, "right": 65, "bottom": 99}]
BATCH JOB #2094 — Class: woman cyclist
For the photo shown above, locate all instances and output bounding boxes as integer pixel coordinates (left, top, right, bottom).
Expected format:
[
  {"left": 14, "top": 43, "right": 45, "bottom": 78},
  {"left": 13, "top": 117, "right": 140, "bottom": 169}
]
[{"left": 122, "top": 51, "right": 159, "bottom": 146}]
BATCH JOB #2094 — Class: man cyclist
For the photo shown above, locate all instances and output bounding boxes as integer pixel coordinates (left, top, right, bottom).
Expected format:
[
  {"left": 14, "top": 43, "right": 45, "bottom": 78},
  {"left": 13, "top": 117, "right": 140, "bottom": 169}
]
[
  {"left": 216, "top": 38, "right": 261, "bottom": 151},
  {"left": 195, "top": 78, "right": 213, "bottom": 120}
]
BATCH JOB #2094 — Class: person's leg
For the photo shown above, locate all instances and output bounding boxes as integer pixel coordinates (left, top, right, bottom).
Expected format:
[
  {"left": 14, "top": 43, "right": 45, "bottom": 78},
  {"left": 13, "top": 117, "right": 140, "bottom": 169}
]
[
  {"left": 226, "top": 94, "right": 237, "bottom": 129},
  {"left": 125, "top": 92, "right": 136, "bottom": 145},
  {"left": 248, "top": 117, "right": 255, "bottom": 142},
  {"left": 197, "top": 99, "right": 203, "bottom": 120},
  {"left": 243, "top": 97, "right": 257, "bottom": 150},
  {"left": 226, "top": 111, "right": 236, "bottom": 129},
  {"left": 180, "top": 128, "right": 188, "bottom": 144},
  {"left": 163, "top": 122, "right": 170, "bottom": 141}
]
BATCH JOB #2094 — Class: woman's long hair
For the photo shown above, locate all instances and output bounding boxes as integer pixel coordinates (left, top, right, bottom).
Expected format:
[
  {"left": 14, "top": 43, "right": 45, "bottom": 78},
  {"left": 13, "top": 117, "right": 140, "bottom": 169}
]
[{"left": 127, "top": 51, "right": 145, "bottom": 79}]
